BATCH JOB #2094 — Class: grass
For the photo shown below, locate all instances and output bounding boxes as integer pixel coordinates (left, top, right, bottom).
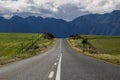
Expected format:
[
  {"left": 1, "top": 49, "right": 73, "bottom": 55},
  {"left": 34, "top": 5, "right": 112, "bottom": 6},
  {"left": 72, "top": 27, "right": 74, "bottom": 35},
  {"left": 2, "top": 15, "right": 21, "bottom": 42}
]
[
  {"left": 0, "top": 33, "right": 54, "bottom": 65},
  {"left": 68, "top": 35, "right": 120, "bottom": 65},
  {"left": 81, "top": 35, "right": 120, "bottom": 39},
  {"left": 89, "top": 39, "right": 120, "bottom": 55}
]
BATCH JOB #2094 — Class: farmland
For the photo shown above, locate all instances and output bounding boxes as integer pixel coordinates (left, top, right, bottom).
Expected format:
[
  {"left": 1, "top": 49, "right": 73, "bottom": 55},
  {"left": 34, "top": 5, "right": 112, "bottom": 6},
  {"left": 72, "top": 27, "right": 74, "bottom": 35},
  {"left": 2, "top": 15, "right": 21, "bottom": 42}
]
[
  {"left": 0, "top": 33, "right": 54, "bottom": 65},
  {"left": 68, "top": 35, "right": 120, "bottom": 65}
]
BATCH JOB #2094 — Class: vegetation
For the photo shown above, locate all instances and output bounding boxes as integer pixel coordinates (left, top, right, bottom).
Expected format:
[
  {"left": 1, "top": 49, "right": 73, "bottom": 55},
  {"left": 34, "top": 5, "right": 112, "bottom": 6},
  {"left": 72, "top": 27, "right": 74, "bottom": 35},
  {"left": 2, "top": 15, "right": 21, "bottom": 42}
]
[
  {"left": 68, "top": 35, "right": 120, "bottom": 65},
  {"left": 69, "top": 34, "right": 82, "bottom": 40},
  {"left": 42, "top": 33, "right": 55, "bottom": 40},
  {"left": 0, "top": 33, "right": 54, "bottom": 65}
]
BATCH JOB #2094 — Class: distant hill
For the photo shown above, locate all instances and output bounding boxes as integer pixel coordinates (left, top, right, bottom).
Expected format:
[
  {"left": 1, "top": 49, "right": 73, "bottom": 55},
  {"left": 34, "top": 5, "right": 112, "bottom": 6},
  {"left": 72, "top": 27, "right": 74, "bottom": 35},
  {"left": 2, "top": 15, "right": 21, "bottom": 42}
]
[
  {"left": 0, "top": 16, "right": 70, "bottom": 37},
  {"left": 0, "top": 10, "right": 120, "bottom": 38},
  {"left": 71, "top": 10, "right": 120, "bottom": 35}
]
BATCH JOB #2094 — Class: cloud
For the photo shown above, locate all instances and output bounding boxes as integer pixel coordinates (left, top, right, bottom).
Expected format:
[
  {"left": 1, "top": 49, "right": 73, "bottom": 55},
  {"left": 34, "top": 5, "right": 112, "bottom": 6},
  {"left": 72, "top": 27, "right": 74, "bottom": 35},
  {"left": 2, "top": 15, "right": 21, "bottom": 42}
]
[
  {"left": 0, "top": 0, "right": 120, "bottom": 20},
  {"left": 84, "top": 0, "right": 120, "bottom": 13}
]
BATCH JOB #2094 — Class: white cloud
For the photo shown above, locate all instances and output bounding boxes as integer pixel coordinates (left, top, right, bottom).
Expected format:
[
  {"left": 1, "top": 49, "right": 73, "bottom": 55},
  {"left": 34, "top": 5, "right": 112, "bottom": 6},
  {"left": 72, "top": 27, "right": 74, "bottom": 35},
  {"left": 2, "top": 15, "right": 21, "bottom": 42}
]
[
  {"left": 84, "top": 0, "right": 120, "bottom": 13},
  {"left": 0, "top": 0, "right": 120, "bottom": 20}
]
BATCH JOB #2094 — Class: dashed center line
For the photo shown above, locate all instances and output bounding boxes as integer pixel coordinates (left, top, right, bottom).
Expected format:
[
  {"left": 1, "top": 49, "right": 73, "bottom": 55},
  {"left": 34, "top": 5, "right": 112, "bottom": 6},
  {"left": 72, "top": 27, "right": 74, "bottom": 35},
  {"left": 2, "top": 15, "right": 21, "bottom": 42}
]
[
  {"left": 48, "top": 71, "right": 54, "bottom": 79},
  {"left": 54, "top": 62, "right": 57, "bottom": 66},
  {"left": 48, "top": 40, "right": 62, "bottom": 80}
]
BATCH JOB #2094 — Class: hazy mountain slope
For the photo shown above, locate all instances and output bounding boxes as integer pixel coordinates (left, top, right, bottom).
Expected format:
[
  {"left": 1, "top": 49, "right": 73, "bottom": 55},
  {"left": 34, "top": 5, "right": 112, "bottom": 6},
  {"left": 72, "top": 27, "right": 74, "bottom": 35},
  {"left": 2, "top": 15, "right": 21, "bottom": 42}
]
[
  {"left": 71, "top": 10, "right": 120, "bottom": 35},
  {"left": 0, "top": 10, "right": 120, "bottom": 37}
]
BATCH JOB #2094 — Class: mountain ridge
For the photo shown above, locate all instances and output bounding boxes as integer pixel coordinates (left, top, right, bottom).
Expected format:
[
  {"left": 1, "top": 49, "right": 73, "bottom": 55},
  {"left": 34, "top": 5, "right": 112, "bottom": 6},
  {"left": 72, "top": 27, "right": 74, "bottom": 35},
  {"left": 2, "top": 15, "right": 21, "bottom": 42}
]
[{"left": 0, "top": 10, "right": 120, "bottom": 38}]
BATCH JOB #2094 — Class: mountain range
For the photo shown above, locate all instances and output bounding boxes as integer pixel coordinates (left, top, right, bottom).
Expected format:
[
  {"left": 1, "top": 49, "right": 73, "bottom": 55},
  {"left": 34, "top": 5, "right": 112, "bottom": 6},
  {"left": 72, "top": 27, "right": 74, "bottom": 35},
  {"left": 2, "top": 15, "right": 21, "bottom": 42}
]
[{"left": 0, "top": 10, "right": 120, "bottom": 38}]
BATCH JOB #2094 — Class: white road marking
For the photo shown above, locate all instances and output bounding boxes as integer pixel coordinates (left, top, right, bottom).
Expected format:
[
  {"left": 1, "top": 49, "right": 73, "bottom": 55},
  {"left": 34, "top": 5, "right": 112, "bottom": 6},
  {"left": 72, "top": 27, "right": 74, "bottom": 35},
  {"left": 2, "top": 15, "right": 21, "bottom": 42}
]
[
  {"left": 54, "top": 62, "right": 57, "bottom": 66},
  {"left": 55, "top": 53, "right": 62, "bottom": 80},
  {"left": 48, "top": 71, "right": 54, "bottom": 79}
]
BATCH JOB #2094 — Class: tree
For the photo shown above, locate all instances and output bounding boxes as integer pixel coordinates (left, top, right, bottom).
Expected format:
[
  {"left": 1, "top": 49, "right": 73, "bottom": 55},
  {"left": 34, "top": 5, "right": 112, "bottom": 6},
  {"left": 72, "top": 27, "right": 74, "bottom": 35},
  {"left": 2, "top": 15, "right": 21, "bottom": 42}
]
[
  {"left": 82, "top": 38, "right": 88, "bottom": 44},
  {"left": 42, "top": 33, "right": 55, "bottom": 39},
  {"left": 81, "top": 38, "right": 88, "bottom": 52},
  {"left": 69, "top": 34, "right": 82, "bottom": 39}
]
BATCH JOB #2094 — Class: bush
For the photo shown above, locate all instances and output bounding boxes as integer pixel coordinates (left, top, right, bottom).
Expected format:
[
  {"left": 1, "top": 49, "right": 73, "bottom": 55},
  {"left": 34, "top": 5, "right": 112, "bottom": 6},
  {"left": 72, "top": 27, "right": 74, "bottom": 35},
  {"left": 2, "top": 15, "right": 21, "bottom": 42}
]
[
  {"left": 34, "top": 46, "right": 39, "bottom": 49},
  {"left": 69, "top": 34, "right": 82, "bottom": 40},
  {"left": 42, "top": 33, "right": 55, "bottom": 39}
]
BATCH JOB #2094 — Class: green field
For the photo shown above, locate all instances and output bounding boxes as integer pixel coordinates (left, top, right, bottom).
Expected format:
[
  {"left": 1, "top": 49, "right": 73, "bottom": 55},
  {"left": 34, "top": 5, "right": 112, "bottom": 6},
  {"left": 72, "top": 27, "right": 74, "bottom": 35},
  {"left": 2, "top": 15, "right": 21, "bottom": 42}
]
[
  {"left": 0, "top": 33, "right": 54, "bottom": 65},
  {"left": 69, "top": 35, "right": 120, "bottom": 65}
]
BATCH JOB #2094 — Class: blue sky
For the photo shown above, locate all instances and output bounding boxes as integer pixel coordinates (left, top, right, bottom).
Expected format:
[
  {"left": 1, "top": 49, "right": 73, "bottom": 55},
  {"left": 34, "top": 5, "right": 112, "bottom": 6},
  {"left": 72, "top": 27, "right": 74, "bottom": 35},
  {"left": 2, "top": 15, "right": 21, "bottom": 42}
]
[{"left": 0, "top": 0, "right": 120, "bottom": 21}]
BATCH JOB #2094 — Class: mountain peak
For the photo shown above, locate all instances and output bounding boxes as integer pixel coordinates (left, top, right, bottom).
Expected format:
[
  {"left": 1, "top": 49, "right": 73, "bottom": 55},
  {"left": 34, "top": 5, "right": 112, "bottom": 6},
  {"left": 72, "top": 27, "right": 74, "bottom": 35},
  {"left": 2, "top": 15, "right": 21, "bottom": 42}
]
[
  {"left": 10, "top": 15, "right": 23, "bottom": 20},
  {"left": 0, "top": 10, "right": 120, "bottom": 37},
  {"left": 112, "top": 10, "right": 120, "bottom": 13}
]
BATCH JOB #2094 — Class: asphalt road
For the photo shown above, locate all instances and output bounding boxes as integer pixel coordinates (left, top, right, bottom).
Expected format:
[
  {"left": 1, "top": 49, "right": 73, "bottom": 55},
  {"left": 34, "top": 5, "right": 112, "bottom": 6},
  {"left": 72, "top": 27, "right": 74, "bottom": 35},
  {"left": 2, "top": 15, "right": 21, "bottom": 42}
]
[{"left": 0, "top": 39, "right": 120, "bottom": 80}]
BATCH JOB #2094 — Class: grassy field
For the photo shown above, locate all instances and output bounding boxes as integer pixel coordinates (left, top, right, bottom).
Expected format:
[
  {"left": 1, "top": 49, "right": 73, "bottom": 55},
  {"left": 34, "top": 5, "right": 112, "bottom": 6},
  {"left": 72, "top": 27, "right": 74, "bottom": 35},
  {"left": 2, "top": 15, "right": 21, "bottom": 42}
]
[
  {"left": 0, "top": 33, "right": 54, "bottom": 65},
  {"left": 68, "top": 35, "right": 120, "bottom": 65}
]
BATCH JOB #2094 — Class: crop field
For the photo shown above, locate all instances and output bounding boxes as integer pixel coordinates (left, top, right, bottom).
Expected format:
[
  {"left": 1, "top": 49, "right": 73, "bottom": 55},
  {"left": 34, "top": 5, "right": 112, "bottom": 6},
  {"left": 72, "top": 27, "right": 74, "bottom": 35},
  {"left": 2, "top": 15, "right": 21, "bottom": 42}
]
[
  {"left": 0, "top": 33, "right": 54, "bottom": 65},
  {"left": 69, "top": 35, "right": 120, "bottom": 65}
]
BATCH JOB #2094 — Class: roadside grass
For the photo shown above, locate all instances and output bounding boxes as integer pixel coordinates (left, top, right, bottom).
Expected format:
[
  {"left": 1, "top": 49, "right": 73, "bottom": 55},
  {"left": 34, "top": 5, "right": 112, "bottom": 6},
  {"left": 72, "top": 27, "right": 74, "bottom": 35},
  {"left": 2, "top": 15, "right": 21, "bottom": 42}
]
[
  {"left": 68, "top": 35, "right": 120, "bottom": 65},
  {"left": 0, "top": 33, "right": 54, "bottom": 65},
  {"left": 81, "top": 35, "right": 120, "bottom": 39}
]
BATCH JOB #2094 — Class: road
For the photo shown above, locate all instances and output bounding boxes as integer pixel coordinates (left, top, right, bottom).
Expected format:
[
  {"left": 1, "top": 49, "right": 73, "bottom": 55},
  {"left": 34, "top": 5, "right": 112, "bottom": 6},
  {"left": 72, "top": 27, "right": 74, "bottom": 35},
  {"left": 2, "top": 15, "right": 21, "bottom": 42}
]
[{"left": 0, "top": 39, "right": 120, "bottom": 80}]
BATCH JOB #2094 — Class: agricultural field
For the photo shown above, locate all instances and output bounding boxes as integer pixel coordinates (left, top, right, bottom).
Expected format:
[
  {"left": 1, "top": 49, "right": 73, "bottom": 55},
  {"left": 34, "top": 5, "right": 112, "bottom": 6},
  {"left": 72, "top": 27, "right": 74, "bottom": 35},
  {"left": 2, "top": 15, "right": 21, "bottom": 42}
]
[
  {"left": 68, "top": 35, "right": 120, "bottom": 65},
  {"left": 0, "top": 33, "right": 54, "bottom": 65}
]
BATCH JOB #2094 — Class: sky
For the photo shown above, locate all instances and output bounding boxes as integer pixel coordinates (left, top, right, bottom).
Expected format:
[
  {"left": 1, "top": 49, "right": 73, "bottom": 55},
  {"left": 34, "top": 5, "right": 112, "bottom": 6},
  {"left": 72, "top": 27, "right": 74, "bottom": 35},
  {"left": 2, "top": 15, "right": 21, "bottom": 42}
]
[{"left": 0, "top": 0, "right": 120, "bottom": 21}]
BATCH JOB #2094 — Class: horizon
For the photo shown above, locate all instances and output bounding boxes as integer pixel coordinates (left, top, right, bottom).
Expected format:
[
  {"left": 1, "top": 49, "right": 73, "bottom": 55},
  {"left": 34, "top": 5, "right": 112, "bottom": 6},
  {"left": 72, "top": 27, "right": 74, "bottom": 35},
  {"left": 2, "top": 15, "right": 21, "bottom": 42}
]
[
  {"left": 0, "top": 10, "right": 119, "bottom": 21},
  {"left": 0, "top": 0, "right": 120, "bottom": 21}
]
